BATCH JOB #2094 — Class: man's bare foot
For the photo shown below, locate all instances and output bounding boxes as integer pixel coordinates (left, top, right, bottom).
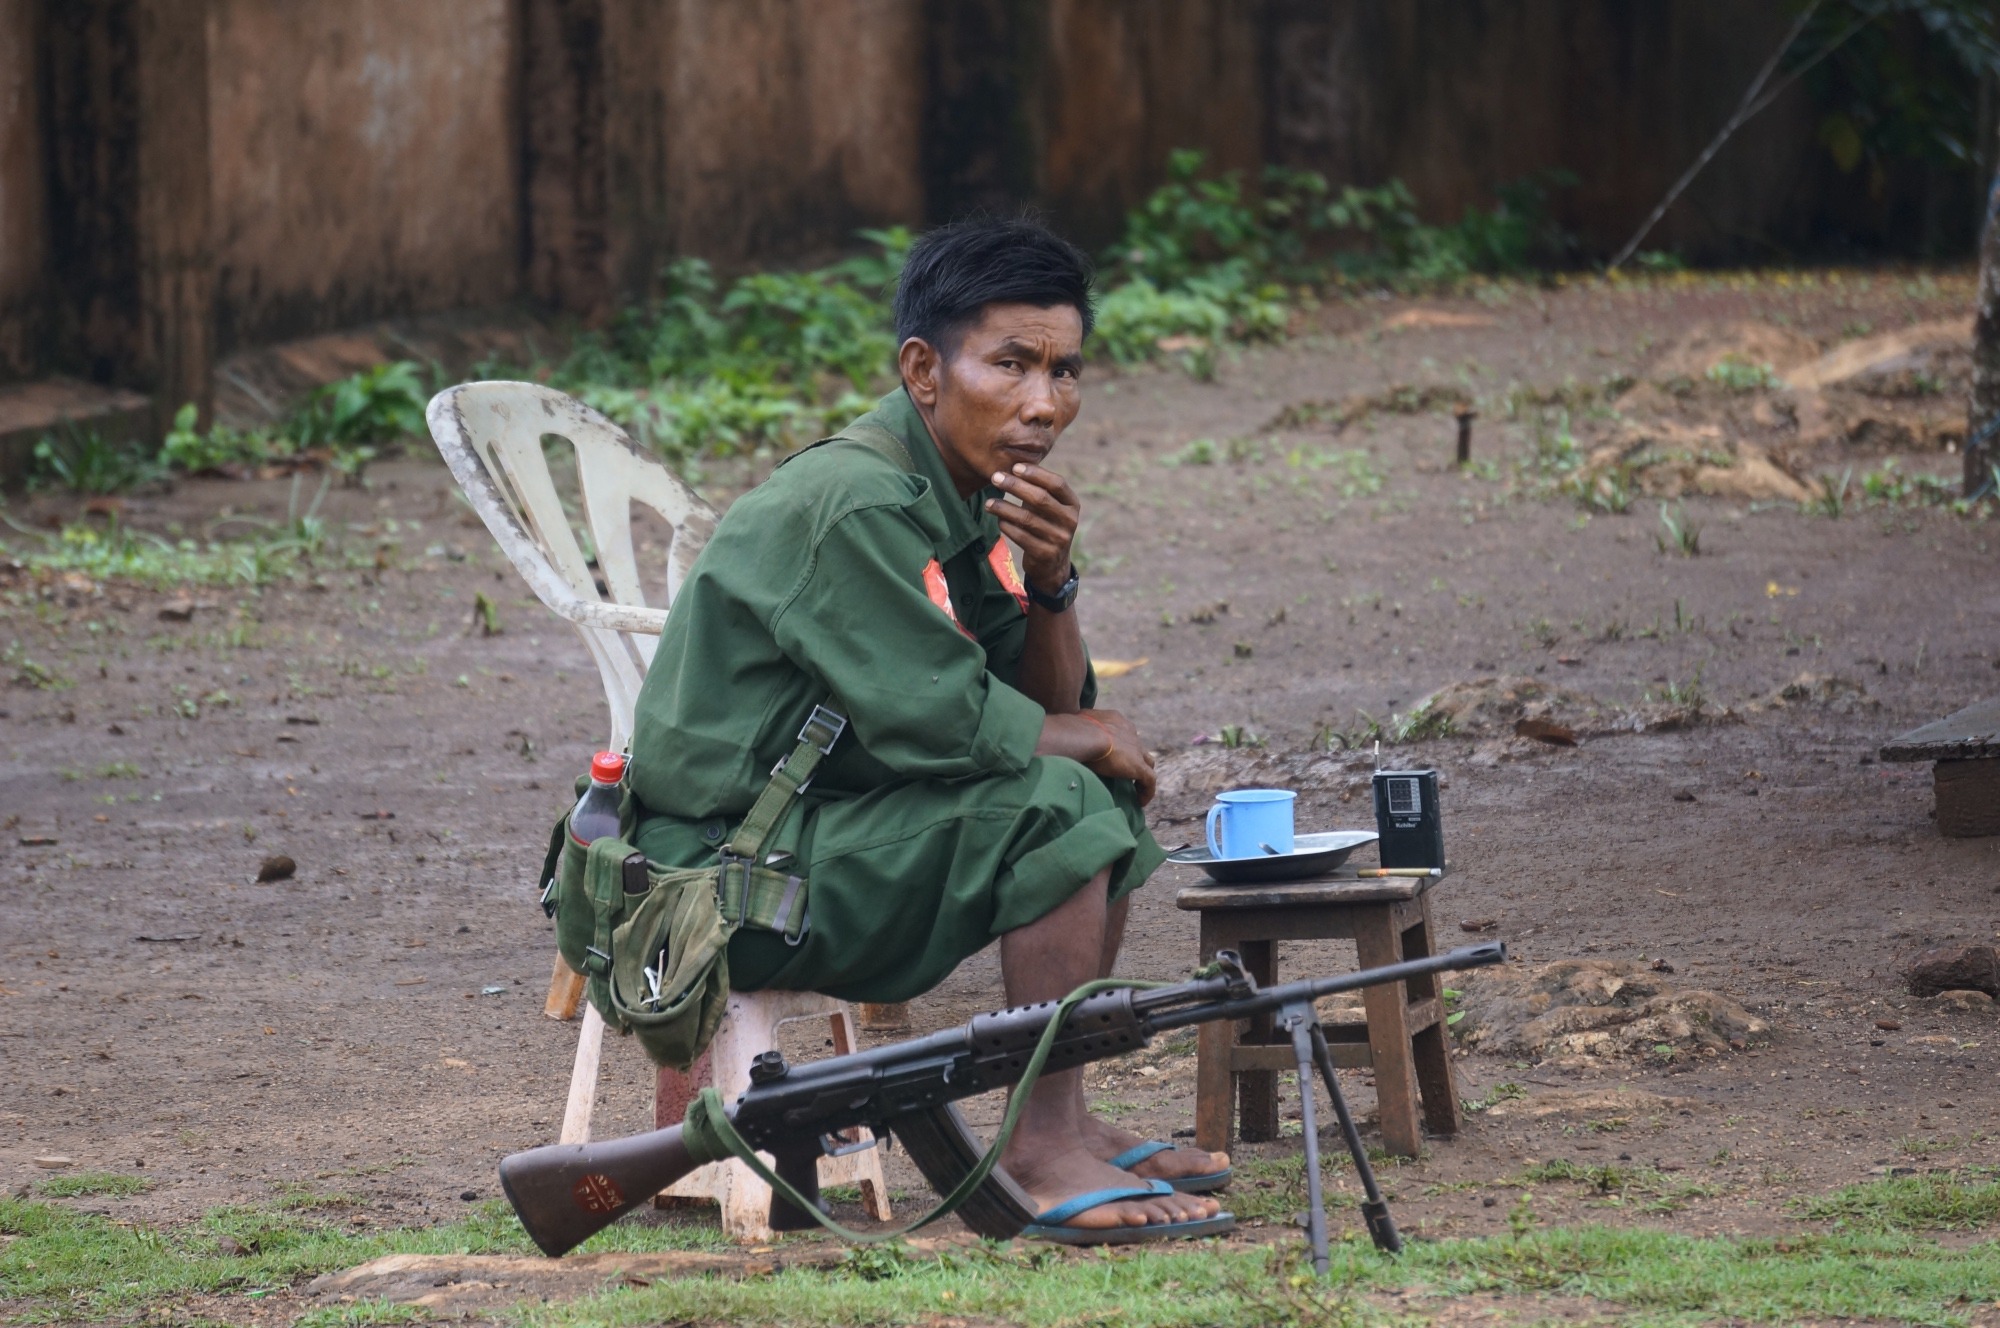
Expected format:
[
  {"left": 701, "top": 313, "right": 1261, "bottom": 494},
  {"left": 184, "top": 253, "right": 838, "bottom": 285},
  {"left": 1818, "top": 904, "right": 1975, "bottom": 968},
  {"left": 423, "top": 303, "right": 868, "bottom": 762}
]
[
  {"left": 1001, "top": 1131, "right": 1223, "bottom": 1230},
  {"left": 1078, "top": 1113, "right": 1229, "bottom": 1185}
]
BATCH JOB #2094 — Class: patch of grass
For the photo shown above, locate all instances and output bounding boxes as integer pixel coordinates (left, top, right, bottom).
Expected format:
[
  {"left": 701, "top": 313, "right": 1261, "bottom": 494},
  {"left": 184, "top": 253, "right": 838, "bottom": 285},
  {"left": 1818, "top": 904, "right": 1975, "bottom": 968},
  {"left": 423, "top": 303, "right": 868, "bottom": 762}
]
[
  {"left": 1163, "top": 437, "right": 1219, "bottom": 467},
  {"left": 1795, "top": 1170, "right": 2000, "bottom": 1232},
  {"left": 1646, "top": 666, "right": 1709, "bottom": 716},
  {"left": 531, "top": 1223, "right": 2000, "bottom": 1328},
  {"left": 0, "top": 1195, "right": 724, "bottom": 1322},
  {"left": 161, "top": 403, "right": 295, "bottom": 476},
  {"left": 1391, "top": 698, "right": 1455, "bottom": 743},
  {"left": 1859, "top": 458, "right": 1960, "bottom": 508},
  {"left": 3, "top": 476, "right": 332, "bottom": 589},
  {"left": 1461, "top": 1082, "right": 1526, "bottom": 1115},
  {"left": 1315, "top": 712, "right": 1385, "bottom": 752},
  {"left": 30, "top": 423, "right": 164, "bottom": 495},
  {"left": 9, "top": 1195, "right": 2000, "bottom": 1327},
  {"left": 1583, "top": 463, "right": 1635, "bottom": 514},
  {"left": 1655, "top": 500, "right": 1702, "bottom": 556},
  {"left": 1523, "top": 410, "right": 1584, "bottom": 485},
  {"left": 292, "top": 1302, "right": 433, "bottom": 1328},
  {"left": 36, "top": 1172, "right": 153, "bottom": 1199},
  {"left": 1516, "top": 1158, "right": 1718, "bottom": 1215},
  {"left": 1215, "top": 723, "right": 1266, "bottom": 750},
  {"left": 4, "top": 638, "right": 74, "bottom": 690},
  {"left": 1806, "top": 466, "right": 1854, "bottom": 518},
  {"left": 1706, "top": 355, "right": 1783, "bottom": 392}
]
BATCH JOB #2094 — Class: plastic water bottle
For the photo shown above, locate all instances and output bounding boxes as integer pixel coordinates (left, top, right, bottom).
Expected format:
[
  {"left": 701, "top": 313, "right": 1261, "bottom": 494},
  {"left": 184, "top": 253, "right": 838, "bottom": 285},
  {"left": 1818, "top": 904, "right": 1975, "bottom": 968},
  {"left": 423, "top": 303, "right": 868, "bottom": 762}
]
[{"left": 569, "top": 751, "right": 626, "bottom": 847}]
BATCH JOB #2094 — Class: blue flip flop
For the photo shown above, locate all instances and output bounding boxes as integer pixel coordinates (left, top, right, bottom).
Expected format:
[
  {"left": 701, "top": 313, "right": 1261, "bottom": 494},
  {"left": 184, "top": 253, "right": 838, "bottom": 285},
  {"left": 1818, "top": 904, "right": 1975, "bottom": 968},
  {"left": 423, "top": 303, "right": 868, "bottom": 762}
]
[
  {"left": 1110, "top": 1140, "right": 1233, "bottom": 1194},
  {"left": 1020, "top": 1179, "right": 1236, "bottom": 1246}
]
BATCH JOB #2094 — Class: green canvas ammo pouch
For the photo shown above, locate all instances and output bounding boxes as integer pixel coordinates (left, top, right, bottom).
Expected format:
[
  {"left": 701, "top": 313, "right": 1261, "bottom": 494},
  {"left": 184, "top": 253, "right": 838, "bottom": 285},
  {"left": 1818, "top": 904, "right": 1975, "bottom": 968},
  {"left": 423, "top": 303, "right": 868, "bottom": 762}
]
[{"left": 542, "top": 703, "right": 844, "bottom": 1070}]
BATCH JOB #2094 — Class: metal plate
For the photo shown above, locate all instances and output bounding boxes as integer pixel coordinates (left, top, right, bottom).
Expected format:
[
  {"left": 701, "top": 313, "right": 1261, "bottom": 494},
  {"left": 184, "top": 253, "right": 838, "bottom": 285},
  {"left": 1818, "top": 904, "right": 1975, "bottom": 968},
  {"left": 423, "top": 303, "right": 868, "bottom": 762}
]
[{"left": 1165, "top": 830, "right": 1379, "bottom": 884}]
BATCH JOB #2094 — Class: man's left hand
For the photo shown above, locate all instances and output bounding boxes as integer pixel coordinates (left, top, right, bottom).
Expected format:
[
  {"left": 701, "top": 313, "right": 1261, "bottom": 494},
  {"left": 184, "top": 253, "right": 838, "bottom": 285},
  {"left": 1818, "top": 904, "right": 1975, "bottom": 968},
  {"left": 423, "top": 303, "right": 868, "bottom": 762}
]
[{"left": 988, "top": 462, "right": 1079, "bottom": 593}]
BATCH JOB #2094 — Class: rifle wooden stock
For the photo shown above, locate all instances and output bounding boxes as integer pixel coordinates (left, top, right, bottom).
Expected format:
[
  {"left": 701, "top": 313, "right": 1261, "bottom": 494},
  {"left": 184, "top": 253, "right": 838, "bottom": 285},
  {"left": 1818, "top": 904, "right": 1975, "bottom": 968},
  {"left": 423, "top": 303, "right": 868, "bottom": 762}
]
[{"left": 500, "top": 1124, "right": 703, "bottom": 1256}]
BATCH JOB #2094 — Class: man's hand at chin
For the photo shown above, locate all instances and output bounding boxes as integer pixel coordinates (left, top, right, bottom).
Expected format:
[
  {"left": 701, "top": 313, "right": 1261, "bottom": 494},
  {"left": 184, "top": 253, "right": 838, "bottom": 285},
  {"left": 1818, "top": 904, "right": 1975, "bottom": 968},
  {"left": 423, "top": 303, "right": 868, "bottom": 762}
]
[{"left": 986, "top": 461, "right": 1080, "bottom": 592}]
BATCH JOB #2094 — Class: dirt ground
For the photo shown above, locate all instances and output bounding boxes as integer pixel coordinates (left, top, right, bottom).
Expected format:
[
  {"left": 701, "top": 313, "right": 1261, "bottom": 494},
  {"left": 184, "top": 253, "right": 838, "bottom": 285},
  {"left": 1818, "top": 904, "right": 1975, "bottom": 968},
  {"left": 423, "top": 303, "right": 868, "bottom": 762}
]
[{"left": 4, "top": 271, "right": 1997, "bottom": 1267}]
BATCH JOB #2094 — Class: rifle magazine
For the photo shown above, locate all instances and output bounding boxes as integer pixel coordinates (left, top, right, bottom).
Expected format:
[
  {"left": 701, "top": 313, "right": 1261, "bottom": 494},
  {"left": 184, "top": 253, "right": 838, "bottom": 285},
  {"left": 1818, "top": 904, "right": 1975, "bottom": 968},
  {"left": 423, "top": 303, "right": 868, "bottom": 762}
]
[{"left": 890, "top": 1104, "right": 1038, "bottom": 1239}]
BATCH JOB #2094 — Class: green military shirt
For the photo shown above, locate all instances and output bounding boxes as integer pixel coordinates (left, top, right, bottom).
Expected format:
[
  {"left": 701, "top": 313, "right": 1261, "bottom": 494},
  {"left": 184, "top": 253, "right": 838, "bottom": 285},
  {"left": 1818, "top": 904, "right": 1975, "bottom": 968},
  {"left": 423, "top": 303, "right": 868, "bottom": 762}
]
[{"left": 627, "top": 387, "right": 1162, "bottom": 1003}]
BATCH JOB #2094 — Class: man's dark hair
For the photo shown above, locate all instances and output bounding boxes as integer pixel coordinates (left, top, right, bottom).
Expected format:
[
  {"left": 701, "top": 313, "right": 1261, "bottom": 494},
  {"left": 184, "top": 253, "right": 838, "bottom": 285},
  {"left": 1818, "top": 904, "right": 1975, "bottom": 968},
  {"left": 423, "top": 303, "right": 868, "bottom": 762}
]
[{"left": 892, "top": 217, "right": 1095, "bottom": 355}]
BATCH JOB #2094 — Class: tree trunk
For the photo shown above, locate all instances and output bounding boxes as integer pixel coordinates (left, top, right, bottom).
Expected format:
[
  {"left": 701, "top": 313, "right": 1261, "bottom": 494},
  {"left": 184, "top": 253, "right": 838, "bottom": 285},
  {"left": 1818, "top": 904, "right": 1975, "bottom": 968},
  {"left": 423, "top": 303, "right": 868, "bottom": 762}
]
[{"left": 1969, "top": 168, "right": 2000, "bottom": 496}]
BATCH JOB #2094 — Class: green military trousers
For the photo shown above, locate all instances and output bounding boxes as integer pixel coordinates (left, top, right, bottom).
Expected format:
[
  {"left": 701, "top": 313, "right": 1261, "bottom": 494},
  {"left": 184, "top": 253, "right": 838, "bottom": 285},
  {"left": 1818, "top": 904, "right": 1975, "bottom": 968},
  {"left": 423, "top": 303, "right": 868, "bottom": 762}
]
[{"left": 633, "top": 756, "right": 1163, "bottom": 1005}]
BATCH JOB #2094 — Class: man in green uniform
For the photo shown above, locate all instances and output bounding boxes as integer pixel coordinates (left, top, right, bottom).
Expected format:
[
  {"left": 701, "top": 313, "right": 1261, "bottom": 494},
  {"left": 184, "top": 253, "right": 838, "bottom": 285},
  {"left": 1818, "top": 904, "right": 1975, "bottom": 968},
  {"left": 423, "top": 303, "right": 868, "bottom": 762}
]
[{"left": 629, "top": 219, "right": 1229, "bottom": 1240}]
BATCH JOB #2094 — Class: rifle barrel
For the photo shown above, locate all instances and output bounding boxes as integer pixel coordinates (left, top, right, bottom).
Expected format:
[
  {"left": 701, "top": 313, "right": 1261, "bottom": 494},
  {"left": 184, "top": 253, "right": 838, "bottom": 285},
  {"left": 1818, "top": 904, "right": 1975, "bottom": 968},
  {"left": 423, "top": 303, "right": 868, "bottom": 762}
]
[{"left": 1140, "top": 941, "right": 1504, "bottom": 1034}]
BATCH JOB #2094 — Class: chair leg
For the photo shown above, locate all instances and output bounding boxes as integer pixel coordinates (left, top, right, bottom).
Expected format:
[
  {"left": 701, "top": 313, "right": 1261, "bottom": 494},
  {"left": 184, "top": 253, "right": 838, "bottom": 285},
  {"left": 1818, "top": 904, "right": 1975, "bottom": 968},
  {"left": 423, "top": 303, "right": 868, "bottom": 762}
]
[
  {"left": 709, "top": 1000, "right": 779, "bottom": 1242},
  {"left": 660, "top": 995, "right": 894, "bottom": 1236},
  {"left": 558, "top": 1004, "right": 606, "bottom": 1145},
  {"left": 543, "top": 953, "right": 586, "bottom": 1021}
]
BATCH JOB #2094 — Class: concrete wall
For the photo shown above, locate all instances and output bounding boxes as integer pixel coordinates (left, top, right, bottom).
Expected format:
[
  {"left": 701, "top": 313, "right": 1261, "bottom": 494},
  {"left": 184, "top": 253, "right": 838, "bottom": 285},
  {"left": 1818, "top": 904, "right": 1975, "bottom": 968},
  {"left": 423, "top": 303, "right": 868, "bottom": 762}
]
[
  {"left": 1038, "top": 0, "right": 1264, "bottom": 246},
  {"left": 206, "top": 0, "right": 521, "bottom": 353},
  {"left": 1265, "top": 0, "right": 1971, "bottom": 264},
  {"left": 0, "top": 0, "right": 45, "bottom": 382},
  {"left": 6, "top": 0, "right": 1986, "bottom": 420},
  {"left": 604, "top": 0, "right": 924, "bottom": 287}
]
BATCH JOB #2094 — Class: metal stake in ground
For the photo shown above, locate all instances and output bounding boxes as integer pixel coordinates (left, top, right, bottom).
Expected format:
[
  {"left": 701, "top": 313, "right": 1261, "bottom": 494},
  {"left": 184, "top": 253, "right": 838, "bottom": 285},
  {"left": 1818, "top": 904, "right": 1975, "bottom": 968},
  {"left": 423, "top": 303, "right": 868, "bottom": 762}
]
[{"left": 1454, "top": 410, "right": 1477, "bottom": 467}]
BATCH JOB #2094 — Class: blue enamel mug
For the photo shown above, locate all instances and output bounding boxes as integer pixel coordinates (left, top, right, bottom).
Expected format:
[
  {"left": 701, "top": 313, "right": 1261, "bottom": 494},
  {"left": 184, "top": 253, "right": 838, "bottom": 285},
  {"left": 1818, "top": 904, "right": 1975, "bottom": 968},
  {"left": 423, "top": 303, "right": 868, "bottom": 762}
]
[{"left": 1205, "top": 788, "right": 1297, "bottom": 860}]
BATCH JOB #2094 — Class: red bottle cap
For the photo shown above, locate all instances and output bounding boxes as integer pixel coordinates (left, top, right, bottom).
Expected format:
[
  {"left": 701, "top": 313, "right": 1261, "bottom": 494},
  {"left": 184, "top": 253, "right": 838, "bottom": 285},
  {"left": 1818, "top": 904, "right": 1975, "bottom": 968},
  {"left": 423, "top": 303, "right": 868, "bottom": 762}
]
[{"left": 590, "top": 751, "right": 627, "bottom": 784}]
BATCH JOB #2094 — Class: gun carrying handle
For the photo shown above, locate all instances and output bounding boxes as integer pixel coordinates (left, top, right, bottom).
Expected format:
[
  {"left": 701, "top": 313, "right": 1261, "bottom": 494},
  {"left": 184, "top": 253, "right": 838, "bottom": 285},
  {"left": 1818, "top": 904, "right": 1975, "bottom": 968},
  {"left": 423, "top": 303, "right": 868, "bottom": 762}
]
[{"left": 499, "top": 1124, "right": 702, "bottom": 1258}]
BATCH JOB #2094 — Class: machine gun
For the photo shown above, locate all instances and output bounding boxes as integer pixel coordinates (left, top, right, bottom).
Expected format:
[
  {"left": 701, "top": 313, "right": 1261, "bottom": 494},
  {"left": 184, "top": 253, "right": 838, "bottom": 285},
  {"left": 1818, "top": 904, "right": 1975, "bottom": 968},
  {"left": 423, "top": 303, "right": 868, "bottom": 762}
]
[{"left": 501, "top": 941, "right": 1504, "bottom": 1272}]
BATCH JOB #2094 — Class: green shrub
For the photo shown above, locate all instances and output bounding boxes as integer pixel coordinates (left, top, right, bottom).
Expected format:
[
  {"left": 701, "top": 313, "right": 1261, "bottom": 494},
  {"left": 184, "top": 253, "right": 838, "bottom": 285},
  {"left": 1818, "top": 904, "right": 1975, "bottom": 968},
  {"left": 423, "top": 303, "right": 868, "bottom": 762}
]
[{"left": 160, "top": 403, "right": 295, "bottom": 475}]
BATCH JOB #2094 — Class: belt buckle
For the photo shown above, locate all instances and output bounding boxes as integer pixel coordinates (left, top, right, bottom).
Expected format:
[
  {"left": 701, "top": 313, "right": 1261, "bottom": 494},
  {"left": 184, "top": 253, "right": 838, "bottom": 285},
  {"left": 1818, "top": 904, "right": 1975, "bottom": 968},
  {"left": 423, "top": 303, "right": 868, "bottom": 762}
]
[
  {"left": 717, "top": 851, "right": 753, "bottom": 923},
  {"left": 797, "top": 705, "right": 847, "bottom": 755}
]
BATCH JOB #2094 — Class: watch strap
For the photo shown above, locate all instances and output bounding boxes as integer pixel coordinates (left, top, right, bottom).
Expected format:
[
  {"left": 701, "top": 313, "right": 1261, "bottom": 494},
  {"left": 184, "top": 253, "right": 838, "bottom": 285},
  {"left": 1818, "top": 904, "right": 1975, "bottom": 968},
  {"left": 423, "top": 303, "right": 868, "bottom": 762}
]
[{"left": 1025, "top": 564, "right": 1079, "bottom": 613}]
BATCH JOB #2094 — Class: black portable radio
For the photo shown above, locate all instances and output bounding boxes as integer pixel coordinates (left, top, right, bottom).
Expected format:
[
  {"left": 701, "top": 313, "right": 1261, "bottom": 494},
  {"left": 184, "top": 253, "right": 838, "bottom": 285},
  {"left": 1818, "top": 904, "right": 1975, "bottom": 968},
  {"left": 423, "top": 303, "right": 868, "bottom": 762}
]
[{"left": 1372, "top": 769, "right": 1444, "bottom": 869}]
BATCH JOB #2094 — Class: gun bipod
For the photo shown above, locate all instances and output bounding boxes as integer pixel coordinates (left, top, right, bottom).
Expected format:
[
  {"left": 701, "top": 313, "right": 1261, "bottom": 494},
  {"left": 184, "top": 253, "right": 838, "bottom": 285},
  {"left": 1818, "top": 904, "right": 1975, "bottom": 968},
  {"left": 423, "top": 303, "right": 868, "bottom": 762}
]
[{"left": 1275, "top": 997, "right": 1402, "bottom": 1272}]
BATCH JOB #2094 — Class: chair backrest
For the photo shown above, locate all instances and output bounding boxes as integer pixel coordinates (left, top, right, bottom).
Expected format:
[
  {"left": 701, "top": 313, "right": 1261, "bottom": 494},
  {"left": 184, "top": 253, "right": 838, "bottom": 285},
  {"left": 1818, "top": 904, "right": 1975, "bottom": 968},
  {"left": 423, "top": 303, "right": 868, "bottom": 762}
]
[{"left": 426, "top": 382, "right": 718, "bottom": 749}]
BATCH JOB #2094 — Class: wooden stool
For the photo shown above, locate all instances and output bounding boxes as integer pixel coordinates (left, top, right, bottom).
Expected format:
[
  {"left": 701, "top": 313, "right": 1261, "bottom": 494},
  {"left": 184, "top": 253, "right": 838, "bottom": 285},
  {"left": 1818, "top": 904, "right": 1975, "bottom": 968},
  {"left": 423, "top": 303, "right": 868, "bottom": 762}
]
[
  {"left": 1882, "top": 697, "right": 2000, "bottom": 838},
  {"left": 1176, "top": 872, "right": 1461, "bottom": 1158}
]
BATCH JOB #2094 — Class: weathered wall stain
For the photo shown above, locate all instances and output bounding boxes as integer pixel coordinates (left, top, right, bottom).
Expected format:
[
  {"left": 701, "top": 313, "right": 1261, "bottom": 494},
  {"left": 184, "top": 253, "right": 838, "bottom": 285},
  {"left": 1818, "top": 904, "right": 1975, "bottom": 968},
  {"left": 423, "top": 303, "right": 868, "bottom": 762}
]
[
  {"left": 1266, "top": 1, "right": 1976, "bottom": 263},
  {"left": 606, "top": 0, "right": 923, "bottom": 284},
  {"left": 206, "top": 0, "right": 520, "bottom": 354},
  {"left": 1039, "top": 0, "right": 1263, "bottom": 246}
]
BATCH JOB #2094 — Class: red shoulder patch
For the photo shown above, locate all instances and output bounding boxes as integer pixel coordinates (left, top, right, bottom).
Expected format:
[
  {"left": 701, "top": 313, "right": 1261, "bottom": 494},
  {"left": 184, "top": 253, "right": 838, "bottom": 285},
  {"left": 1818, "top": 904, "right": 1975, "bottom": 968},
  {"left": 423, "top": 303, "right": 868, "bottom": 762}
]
[
  {"left": 922, "top": 557, "right": 973, "bottom": 638},
  {"left": 987, "top": 540, "right": 1029, "bottom": 614}
]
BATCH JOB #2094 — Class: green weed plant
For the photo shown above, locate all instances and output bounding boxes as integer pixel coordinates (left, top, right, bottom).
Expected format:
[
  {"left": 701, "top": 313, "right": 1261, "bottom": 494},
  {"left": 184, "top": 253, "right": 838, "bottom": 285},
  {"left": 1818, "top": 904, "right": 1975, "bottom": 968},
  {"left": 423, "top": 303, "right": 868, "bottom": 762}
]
[{"left": 30, "top": 424, "right": 164, "bottom": 495}]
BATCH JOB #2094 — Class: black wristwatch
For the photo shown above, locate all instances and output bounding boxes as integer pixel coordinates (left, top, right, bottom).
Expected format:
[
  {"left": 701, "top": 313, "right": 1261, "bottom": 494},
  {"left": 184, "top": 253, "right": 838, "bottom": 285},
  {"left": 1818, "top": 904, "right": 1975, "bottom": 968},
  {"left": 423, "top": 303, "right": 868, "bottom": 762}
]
[{"left": 1026, "top": 563, "right": 1080, "bottom": 613}]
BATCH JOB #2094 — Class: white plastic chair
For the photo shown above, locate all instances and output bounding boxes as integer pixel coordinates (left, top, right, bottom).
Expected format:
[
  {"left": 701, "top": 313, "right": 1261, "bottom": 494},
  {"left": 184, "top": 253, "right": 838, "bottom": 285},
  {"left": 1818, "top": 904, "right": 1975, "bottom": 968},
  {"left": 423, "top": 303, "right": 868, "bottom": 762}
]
[{"left": 426, "top": 381, "right": 891, "bottom": 1239}]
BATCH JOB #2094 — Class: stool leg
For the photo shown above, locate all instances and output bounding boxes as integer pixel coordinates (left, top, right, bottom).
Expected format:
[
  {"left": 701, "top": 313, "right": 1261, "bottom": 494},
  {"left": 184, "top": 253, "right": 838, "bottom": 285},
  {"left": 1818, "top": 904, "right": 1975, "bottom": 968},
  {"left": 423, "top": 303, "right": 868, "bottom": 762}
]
[
  {"left": 828, "top": 1010, "right": 894, "bottom": 1221},
  {"left": 1195, "top": 918, "right": 1234, "bottom": 1155},
  {"left": 1405, "top": 895, "right": 1464, "bottom": 1138},
  {"left": 1237, "top": 940, "right": 1279, "bottom": 1144},
  {"left": 1354, "top": 909, "right": 1421, "bottom": 1158}
]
